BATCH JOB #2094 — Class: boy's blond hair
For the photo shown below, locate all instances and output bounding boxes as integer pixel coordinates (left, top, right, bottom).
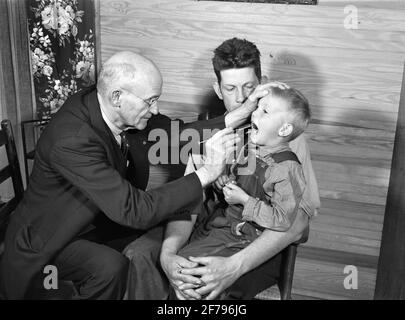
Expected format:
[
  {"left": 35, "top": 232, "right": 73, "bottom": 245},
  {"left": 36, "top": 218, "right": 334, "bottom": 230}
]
[{"left": 270, "top": 87, "right": 311, "bottom": 141}]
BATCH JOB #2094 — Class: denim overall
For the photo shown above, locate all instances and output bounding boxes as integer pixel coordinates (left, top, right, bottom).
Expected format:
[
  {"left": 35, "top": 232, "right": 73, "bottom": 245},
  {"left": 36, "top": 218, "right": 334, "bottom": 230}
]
[{"left": 182, "top": 144, "right": 300, "bottom": 258}]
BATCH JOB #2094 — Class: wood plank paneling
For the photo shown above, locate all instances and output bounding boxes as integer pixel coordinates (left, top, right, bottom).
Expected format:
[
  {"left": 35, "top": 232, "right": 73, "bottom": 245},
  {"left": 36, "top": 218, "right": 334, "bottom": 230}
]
[{"left": 99, "top": 0, "right": 405, "bottom": 299}]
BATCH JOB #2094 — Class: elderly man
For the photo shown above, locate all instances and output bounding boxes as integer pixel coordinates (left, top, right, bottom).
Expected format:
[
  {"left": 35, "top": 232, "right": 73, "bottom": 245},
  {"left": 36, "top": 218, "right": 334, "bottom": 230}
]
[
  {"left": 0, "top": 51, "right": 252, "bottom": 300},
  {"left": 124, "top": 38, "right": 320, "bottom": 300}
]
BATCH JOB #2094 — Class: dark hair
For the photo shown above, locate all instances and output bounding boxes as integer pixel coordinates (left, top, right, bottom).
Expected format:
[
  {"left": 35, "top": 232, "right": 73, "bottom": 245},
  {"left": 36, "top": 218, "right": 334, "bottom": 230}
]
[
  {"left": 270, "top": 87, "right": 311, "bottom": 141},
  {"left": 212, "top": 37, "right": 261, "bottom": 83}
]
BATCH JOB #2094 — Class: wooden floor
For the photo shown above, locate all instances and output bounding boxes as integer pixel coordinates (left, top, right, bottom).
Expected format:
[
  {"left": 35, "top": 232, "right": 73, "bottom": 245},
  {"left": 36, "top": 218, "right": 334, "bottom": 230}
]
[
  {"left": 256, "top": 244, "right": 377, "bottom": 300},
  {"left": 292, "top": 245, "right": 377, "bottom": 300}
]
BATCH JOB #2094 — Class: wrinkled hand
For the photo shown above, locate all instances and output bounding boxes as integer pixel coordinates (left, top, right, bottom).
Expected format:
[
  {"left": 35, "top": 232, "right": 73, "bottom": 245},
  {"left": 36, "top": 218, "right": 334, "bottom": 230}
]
[
  {"left": 197, "top": 128, "right": 240, "bottom": 188},
  {"left": 223, "top": 182, "right": 249, "bottom": 205},
  {"left": 160, "top": 252, "right": 204, "bottom": 300},
  {"left": 179, "top": 256, "right": 242, "bottom": 300}
]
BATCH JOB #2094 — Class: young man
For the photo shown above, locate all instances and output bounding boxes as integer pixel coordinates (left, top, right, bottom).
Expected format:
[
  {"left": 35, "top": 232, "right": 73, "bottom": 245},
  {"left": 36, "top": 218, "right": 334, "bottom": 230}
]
[{"left": 124, "top": 38, "right": 320, "bottom": 300}]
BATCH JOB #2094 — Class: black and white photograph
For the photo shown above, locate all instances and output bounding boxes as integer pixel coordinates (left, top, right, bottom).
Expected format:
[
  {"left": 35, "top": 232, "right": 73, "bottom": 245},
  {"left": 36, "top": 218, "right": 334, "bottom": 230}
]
[{"left": 0, "top": 0, "right": 404, "bottom": 306}]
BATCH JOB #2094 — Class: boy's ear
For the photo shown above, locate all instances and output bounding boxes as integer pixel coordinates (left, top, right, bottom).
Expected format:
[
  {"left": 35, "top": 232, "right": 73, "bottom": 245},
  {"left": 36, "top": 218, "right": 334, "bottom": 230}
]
[
  {"left": 278, "top": 123, "right": 293, "bottom": 137},
  {"left": 213, "top": 82, "right": 223, "bottom": 100}
]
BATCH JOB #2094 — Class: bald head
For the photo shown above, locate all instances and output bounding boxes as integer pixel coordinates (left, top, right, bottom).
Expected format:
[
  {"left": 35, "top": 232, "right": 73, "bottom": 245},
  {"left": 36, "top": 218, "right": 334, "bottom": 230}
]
[
  {"left": 97, "top": 51, "right": 162, "bottom": 100},
  {"left": 96, "top": 51, "right": 163, "bottom": 131}
]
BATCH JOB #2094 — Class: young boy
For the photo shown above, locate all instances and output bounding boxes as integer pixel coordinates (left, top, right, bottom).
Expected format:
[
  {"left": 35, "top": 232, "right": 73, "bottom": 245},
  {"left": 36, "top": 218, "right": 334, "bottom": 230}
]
[{"left": 176, "top": 86, "right": 310, "bottom": 297}]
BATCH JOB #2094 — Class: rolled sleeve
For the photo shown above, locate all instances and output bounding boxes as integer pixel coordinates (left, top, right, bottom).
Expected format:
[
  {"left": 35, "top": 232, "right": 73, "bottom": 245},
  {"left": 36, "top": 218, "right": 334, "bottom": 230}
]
[
  {"left": 289, "top": 134, "right": 321, "bottom": 218},
  {"left": 242, "top": 196, "right": 260, "bottom": 221}
]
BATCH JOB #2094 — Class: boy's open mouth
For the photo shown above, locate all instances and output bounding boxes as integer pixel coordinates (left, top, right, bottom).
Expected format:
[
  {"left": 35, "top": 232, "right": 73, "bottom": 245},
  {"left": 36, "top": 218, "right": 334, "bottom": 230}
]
[{"left": 251, "top": 122, "right": 258, "bottom": 130}]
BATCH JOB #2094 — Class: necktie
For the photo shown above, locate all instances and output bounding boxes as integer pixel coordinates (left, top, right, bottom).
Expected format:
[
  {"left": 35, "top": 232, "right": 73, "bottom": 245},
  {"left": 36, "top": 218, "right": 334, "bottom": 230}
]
[{"left": 120, "top": 131, "right": 129, "bottom": 158}]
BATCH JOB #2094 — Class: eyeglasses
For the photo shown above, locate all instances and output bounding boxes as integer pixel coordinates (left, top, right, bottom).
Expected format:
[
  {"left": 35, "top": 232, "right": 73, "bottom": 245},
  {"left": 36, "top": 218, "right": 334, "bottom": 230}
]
[{"left": 133, "top": 94, "right": 159, "bottom": 109}]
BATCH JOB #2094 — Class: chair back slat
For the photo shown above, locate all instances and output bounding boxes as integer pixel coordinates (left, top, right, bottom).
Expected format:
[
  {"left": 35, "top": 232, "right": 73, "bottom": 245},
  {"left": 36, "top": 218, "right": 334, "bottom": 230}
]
[
  {"left": 0, "top": 165, "right": 11, "bottom": 184},
  {"left": 0, "top": 120, "right": 24, "bottom": 237},
  {"left": 0, "top": 131, "right": 6, "bottom": 146},
  {"left": 0, "top": 198, "right": 19, "bottom": 225},
  {"left": 1, "top": 120, "right": 24, "bottom": 200}
]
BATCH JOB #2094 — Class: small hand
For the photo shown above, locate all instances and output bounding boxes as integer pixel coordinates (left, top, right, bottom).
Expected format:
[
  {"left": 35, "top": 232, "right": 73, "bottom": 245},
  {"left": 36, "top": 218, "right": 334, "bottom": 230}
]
[
  {"left": 223, "top": 182, "right": 249, "bottom": 205},
  {"left": 213, "top": 175, "right": 231, "bottom": 191}
]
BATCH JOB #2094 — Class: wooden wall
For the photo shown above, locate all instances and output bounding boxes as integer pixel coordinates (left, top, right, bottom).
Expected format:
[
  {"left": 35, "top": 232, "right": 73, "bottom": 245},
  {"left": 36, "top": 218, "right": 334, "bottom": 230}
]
[{"left": 99, "top": 0, "right": 405, "bottom": 299}]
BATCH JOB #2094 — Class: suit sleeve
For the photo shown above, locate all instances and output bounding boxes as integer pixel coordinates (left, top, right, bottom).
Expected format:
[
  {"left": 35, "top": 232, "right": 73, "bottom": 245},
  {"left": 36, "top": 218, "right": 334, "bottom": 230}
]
[{"left": 49, "top": 136, "right": 204, "bottom": 230}]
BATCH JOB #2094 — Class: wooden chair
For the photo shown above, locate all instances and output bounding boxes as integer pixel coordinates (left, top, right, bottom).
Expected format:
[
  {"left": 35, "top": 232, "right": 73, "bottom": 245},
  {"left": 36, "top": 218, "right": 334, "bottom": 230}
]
[
  {"left": 0, "top": 119, "right": 24, "bottom": 254},
  {"left": 1, "top": 120, "right": 75, "bottom": 299},
  {"left": 276, "top": 227, "right": 309, "bottom": 300}
]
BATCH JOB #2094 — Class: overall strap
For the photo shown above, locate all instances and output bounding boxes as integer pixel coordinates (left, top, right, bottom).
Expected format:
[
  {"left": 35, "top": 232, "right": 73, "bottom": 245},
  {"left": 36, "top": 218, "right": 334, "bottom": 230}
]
[
  {"left": 272, "top": 150, "right": 301, "bottom": 165},
  {"left": 247, "top": 150, "right": 302, "bottom": 233}
]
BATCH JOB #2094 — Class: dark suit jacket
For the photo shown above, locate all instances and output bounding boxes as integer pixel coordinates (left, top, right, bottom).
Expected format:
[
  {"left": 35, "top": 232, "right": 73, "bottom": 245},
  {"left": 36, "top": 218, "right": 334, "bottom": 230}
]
[{"left": 0, "top": 86, "right": 225, "bottom": 299}]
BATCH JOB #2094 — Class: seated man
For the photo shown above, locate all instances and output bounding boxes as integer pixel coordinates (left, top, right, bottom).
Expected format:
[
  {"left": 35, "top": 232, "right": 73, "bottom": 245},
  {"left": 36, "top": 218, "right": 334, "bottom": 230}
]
[
  {"left": 0, "top": 51, "right": 240, "bottom": 300},
  {"left": 123, "top": 38, "right": 320, "bottom": 299}
]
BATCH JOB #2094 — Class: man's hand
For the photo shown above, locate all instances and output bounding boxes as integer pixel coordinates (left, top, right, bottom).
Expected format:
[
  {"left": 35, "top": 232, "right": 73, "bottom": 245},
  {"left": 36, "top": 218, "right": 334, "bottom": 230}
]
[
  {"left": 213, "top": 175, "right": 232, "bottom": 191},
  {"left": 223, "top": 182, "right": 249, "bottom": 205},
  {"left": 260, "top": 77, "right": 290, "bottom": 89},
  {"left": 246, "top": 81, "right": 290, "bottom": 106},
  {"left": 160, "top": 252, "right": 204, "bottom": 300},
  {"left": 224, "top": 81, "right": 290, "bottom": 129},
  {"left": 179, "top": 255, "right": 243, "bottom": 300},
  {"left": 196, "top": 128, "right": 240, "bottom": 188}
]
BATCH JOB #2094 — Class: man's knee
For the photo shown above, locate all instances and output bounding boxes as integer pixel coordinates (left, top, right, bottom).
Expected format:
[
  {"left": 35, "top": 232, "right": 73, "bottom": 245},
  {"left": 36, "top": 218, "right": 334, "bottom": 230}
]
[
  {"left": 96, "top": 251, "right": 129, "bottom": 286},
  {"left": 123, "top": 236, "right": 161, "bottom": 265}
]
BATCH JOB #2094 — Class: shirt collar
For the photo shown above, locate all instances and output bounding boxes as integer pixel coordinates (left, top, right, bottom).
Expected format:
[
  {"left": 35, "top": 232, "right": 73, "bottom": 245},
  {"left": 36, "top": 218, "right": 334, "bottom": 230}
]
[
  {"left": 247, "top": 139, "right": 290, "bottom": 159},
  {"left": 99, "top": 102, "right": 122, "bottom": 139},
  {"left": 257, "top": 142, "right": 290, "bottom": 159}
]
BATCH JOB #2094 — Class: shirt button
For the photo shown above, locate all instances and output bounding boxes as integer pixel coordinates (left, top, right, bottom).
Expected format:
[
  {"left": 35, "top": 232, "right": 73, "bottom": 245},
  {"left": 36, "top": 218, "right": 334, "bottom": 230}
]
[{"left": 143, "top": 141, "right": 146, "bottom": 145}]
